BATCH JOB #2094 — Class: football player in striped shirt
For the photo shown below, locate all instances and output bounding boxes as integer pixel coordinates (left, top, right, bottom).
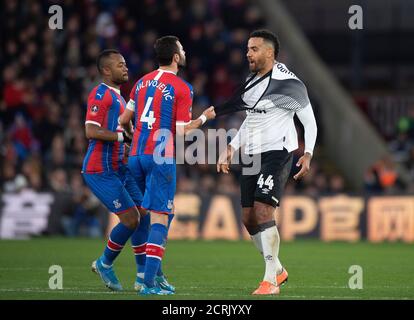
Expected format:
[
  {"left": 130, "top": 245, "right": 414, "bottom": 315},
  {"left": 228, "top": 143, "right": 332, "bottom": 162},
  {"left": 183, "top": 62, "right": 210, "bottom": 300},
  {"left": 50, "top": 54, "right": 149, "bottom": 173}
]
[
  {"left": 120, "top": 36, "right": 215, "bottom": 295},
  {"left": 82, "top": 49, "right": 145, "bottom": 291}
]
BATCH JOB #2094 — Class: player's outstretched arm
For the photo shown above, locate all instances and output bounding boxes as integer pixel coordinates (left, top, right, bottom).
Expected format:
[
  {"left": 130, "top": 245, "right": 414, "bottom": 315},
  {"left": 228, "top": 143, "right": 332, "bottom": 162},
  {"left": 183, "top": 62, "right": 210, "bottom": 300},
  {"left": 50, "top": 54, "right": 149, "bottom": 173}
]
[{"left": 176, "top": 106, "right": 216, "bottom": 136}]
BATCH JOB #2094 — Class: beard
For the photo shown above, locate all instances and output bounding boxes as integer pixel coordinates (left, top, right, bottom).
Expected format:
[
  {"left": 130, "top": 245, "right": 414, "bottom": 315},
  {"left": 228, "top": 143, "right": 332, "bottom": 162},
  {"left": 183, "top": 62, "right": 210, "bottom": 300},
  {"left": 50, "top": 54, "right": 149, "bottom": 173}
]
[
  {"left": 248, "top": 58, "right": 265, "bottom": 73},
  {"left": 113, "top": 73, "right": 129, "bottom": 85},
  {"left": 178, "top": 54, "right": 186, "bottom": 68}
]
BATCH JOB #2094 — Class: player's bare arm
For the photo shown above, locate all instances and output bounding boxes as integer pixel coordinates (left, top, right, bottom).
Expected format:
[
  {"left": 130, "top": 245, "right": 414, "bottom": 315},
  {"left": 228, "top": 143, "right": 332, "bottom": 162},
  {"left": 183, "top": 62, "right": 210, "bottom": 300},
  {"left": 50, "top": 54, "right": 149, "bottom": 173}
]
[
  {"left": 176, "top": 106, "right": 216, "bottom": 135},
  {"left": 217, "top": 144, "right": 235, "bottom": 174},
  {"left": 85, "top": 123, "right": 131, "bottom": 143},
  {"left": 217, "top": 118, "right": 246, "bottom": 173},
  {"left": 293, "top": 152, "right": 312, "bottom": 180},
  {"left": 119, "top": 107, "right": 134, "bottom": 136}
]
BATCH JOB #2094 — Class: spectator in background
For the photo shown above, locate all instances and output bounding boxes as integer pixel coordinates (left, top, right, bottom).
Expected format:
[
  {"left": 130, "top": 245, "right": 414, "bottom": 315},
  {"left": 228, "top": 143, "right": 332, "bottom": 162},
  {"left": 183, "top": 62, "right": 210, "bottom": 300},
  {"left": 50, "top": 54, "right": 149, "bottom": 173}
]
[
  {"left": 216, "top": 174, "right": 239, "bottom": 195},
  {"left": 364, "top": 155, "right": 405, "bottom": 194},
  {"left": 21, "top": 155, "right": 44, "bottom": 191},
  {"left": 32, "top": 100, "right": 63, "bottom": 155},
  {"left": 1, "top": 65, "right": 27, "bottom": 124},
  {"left": 397, "top": 108, "right": 414, "bottom": 141},
  {"left": 47, "top": 168, "right": 75, "bottom": 235},
  {"left": 8, "top": 113, "right": 38, "bottom": 161},
  {"left": 46, "top": 134, "right": 67, "bottom": 169},
  {"left": 64, "top": 174, "right": 104, "bottom": 238},
  {"left": 1, "top": 162, "right": 28, "bottom": 193},
  {"left": 328, "top": 174, "right": 346, "bottom": 194},
  {"left": 405, "top": 147, "right": 414, "bottom": 193},
  {"left": 388, "top": 132, "right": 413, "bottom": 164}
]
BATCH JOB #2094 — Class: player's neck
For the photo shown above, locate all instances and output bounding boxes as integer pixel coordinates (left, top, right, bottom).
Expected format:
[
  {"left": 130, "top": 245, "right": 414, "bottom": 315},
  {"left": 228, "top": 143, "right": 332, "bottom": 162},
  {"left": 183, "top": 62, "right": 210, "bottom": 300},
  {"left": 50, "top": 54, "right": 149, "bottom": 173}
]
[
  {"left": 257, "top": 61, "right": 274, "bottom": 77},
  {"left": 103, "top": 79, "right": 121, "bottom": 91},
  {"left": 158, "top": 64, "right": 178, "bottom": 75}
]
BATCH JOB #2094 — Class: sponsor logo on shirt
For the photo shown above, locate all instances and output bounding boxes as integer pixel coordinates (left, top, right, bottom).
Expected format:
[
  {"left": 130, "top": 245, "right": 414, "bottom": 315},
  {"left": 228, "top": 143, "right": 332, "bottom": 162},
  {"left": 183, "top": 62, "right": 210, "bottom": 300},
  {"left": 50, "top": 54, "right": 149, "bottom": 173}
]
[{"left": 247, "top": 109, "right": 267, "bottom": 114}]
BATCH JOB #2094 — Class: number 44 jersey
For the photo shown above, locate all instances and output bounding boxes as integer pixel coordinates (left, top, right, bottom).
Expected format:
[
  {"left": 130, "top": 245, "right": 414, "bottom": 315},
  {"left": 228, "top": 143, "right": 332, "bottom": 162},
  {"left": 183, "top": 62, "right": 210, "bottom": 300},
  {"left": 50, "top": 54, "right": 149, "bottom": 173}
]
[{"left": 126, "top": 69, "right": 193, "bottom": 158}]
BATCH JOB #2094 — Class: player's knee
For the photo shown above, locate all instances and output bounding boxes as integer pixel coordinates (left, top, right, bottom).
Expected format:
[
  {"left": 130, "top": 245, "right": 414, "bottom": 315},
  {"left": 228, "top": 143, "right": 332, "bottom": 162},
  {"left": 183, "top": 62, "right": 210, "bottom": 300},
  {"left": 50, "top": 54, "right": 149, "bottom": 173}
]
[
  {"left": 242, "top": 216, "right": 256, "bottom": 232},
  {"left": 138, "top": 206, "right": 148, "bottom": 217},
  {"left": 244, "top": 223, "right": 261, "bottom": 235},
  {"left": 119, "top": 209, "right": 140, "bottom": 229},
  {"left": 242, "top": 208, "right": 254, "bottom": 224},
  {"left": 242, "top": 214, "right": 250, "bottom": 227},
  {"left": 253, "top": 201, "right": 274, "bottom": 224},
  {"left": 150, "top": 212, "right": 169, "bottom": 226},
  {"left": 128, "top": 217, "right": 139, "bottom": 230}
]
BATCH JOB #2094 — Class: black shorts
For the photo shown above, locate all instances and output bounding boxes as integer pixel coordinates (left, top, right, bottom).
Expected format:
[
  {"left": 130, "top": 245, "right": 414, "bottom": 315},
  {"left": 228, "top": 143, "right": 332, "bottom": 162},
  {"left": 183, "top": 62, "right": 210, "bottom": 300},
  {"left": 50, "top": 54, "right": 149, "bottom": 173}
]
[{"left": 240, "top": 149, "right": 293, "bottom": 208}]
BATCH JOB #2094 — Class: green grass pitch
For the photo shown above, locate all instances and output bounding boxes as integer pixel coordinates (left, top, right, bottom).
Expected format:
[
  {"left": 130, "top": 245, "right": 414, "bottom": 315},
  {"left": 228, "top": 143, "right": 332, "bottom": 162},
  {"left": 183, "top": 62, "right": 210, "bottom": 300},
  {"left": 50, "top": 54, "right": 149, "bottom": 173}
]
[{"left": 0, "top": 238, "right": 413, "bottom": 300}]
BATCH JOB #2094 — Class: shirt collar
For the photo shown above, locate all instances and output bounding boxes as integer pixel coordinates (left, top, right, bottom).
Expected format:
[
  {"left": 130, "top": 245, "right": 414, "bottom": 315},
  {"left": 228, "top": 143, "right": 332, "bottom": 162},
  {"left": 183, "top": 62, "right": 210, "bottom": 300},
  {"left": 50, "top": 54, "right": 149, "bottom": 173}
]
[
  {"left": 157, "top": 68, "right": 177, "bottom": 75},
  {"left": 102, "top": 82, "right": 121, "bottom": 95}
]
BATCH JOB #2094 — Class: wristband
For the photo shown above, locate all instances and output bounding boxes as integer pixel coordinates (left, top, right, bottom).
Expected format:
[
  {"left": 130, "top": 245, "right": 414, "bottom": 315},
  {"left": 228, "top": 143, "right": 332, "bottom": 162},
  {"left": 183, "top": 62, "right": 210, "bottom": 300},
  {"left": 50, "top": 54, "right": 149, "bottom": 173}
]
[
  {"left": 199, "top": 114, "right": 207, "bottom": 125},
  {"left": 117, "top": 132, "right": 124, "bottom": 142}
]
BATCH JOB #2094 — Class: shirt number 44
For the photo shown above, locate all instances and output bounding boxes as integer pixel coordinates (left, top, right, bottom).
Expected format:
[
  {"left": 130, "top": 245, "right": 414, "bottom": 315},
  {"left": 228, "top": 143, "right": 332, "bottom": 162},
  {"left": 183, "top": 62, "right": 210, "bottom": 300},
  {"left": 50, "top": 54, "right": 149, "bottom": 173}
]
[{"left": 257, "top": 174, "right": 274, "bottom": 190}]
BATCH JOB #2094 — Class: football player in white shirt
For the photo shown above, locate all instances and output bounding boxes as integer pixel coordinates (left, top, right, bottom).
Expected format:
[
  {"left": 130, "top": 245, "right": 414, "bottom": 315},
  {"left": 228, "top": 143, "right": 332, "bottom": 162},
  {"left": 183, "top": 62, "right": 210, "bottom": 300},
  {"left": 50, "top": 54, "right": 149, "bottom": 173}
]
[{"left": 217, "top": 29, "right": 317, "bottom": 295}]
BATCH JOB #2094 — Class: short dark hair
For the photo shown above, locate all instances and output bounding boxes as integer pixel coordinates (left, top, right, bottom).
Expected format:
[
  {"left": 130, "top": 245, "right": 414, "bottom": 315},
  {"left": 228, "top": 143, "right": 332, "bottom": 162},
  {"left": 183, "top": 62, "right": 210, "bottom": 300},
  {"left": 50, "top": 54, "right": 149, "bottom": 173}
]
[
  {"left": 154, "top": 36, "right": 180, "bottom": 66},
  {"left": 249, "top": 29, "right": 280, "bottom": 57},
  {"left": 96, "top": 49, "right": 120, "bottom": 74}
]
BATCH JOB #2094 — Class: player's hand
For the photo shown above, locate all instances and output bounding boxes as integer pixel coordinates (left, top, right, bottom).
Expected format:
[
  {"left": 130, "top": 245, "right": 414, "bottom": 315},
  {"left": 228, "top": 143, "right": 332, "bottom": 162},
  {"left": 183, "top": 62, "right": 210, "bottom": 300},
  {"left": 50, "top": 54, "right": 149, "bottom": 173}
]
[
  {"left": 122, "top": 130, "right": 132, "bottom": 144},
  {"left": 293, "top": 152, "right": 312, "bottom": 180},
  {"left": 217, "top": 145, "right": 235, "bottom": 174},
  {"left": 203, "top": 106, "right": 216, "bottom": 120}
]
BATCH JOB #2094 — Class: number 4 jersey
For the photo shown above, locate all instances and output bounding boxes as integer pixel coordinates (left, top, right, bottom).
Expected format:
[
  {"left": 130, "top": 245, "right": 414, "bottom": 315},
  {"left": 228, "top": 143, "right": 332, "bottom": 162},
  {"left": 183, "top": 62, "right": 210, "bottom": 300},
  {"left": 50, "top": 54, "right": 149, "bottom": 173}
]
[{"left": 126, "top": 69, "right": 193, "bottom": 158}]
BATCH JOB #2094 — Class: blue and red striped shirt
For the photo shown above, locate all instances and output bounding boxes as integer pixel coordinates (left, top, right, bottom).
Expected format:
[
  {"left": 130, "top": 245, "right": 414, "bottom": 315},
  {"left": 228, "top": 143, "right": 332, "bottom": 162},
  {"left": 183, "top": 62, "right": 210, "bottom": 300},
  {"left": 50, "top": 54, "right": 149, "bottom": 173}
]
[
  {"left": 127, "top": 69, "right": 193, "bottom": 158},
  {"left": 82, "top": 83, "right": 127, "bottom": 173}
]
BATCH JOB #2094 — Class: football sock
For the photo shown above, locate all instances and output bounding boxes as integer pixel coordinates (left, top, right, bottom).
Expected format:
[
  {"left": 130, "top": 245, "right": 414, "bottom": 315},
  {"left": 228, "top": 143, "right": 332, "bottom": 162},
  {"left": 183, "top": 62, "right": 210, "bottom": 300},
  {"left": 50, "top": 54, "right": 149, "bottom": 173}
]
[
  {"left": 247, "top": 224, "right": 263, "bottom": 255},
  {"left": 156, "top": 214, "right": 174, "bottom": 277},
  {"left": 101, "top": 222, "right": 135, "bottom": 267},
  {"left": 144, "top": 223, "right": 168, "bottom": 287},
  {"left": 131, "top": 213, "right": 150, "bottom": 275},
  {"left": 260, "top": 221, "right": 278, "bottom": 285},
  {"left": 273, "top": 223, "right": 284, "bottom": 275},
  {"left": 250, "top": 232, "right": 263, "bottom": 255}
]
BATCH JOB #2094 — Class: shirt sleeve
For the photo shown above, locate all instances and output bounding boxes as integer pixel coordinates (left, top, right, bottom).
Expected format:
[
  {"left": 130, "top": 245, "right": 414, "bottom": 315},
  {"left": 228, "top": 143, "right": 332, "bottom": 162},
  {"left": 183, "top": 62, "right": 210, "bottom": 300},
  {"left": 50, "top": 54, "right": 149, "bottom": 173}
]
[
  {"left": 296, "top": 103, "right": 317, "bottom": 156},
  {"left": 175, "top": 84, "right": 193, "bottom": 125},
  {"left": 229, "top": 118, "right": 248, "bottom": 151},
  {"left": 129, "top": 82, "right": 138, "bottom": 101},
  {"left": 126, "top": 99, "right": 135, "bottom": 112},
  {"left": 85, "top": 89, "right": 110, "bottom": 127}
]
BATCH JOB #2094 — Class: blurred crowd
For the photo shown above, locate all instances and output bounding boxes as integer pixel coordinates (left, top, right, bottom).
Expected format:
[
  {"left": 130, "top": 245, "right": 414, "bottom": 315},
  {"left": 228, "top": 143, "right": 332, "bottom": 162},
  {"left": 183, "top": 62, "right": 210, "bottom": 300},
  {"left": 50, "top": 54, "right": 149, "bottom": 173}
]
[
  {"left": 364, "top": 109, "right": 414, "bottom": 194},
  {"left": 1, "top": 0, "right": 410, "bottom": 236}
]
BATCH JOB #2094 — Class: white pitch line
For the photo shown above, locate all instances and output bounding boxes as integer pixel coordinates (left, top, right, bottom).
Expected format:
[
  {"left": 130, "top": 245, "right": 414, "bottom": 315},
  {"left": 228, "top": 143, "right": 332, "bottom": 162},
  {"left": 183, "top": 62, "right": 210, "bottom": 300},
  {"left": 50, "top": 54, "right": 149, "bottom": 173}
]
[
  {"left": 1, "top": 283, "right": 412, "bottom": 290},
  {"left": 0, "top": 288, "right": 412, "bottom": 300},
  {"left": 0, "top": 288, "right": 122, "bottom": 295}
]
